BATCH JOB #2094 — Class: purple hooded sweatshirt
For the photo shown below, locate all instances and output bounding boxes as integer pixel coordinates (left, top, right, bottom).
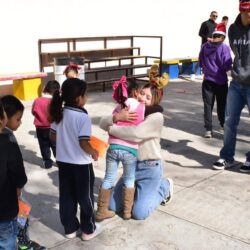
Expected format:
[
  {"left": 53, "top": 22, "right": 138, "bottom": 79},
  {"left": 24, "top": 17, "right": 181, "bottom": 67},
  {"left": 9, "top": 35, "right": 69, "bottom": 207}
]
[{"left": 199, "top": 42, "right": 232, "bottom": 85}]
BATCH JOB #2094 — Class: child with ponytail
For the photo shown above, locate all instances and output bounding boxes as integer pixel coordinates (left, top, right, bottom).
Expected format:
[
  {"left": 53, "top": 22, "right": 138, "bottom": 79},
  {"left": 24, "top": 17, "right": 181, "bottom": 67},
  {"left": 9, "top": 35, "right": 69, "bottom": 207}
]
[{"left": 49, "top": 78, "right": 98, "bottom": 241}]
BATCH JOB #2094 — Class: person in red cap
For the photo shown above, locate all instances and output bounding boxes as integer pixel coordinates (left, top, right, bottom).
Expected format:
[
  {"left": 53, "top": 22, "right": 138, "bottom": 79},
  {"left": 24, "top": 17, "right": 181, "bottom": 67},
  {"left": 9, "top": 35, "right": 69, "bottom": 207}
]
[
  {"left": 191, "top": 11, "right": 218, "bottom": 81},
  {"left": 199, "top": 23, "right": 232, "bottom": 138},
  {"left": 213, "top": 0, "right": 250, "bottom": 172}
]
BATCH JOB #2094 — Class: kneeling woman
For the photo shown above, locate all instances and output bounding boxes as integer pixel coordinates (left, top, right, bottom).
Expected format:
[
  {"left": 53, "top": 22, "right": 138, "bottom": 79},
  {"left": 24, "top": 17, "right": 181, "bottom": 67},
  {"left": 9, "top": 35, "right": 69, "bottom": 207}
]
[{"left": 100, "top": 83, "right": 173, "bottom": 220}]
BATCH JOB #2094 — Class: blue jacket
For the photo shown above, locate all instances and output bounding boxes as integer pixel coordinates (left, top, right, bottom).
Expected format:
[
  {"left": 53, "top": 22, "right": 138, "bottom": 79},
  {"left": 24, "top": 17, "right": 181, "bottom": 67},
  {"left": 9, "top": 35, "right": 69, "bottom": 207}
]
[{"left": 199, "top": 41, "right": 232, "bottom": 84}]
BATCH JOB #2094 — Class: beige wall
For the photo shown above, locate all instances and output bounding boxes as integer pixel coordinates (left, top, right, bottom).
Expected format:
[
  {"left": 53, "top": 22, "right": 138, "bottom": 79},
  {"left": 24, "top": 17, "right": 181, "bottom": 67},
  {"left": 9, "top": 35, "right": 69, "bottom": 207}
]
[{"left": 0, "top": 0, "right": 238, "bottom": 79}]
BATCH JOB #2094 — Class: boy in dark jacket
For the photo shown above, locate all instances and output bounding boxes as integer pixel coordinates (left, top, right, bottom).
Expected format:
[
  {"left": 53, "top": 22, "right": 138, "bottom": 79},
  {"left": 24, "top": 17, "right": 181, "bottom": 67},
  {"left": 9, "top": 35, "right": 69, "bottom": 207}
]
[
  {"left": 0, "top": 100, "right": 27, "bottom": 250},
  {"left": 1, "top": 95, "right": 47, "bottom": 250},
  {"left": 213, "top": 0, "right": 250, "bottom": 171},
  {"left": 199, "top": 23, "right": 232, "bottom": 138}
]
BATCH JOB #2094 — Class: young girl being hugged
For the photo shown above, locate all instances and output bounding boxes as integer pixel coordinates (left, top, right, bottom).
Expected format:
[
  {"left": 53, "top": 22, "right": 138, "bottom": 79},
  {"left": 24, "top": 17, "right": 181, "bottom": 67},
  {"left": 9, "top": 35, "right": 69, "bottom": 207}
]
[
  {"left": 32, "top": 80, "right": 60, "bottom": 169},
  {"left": 96, "top": 76, "right": 145, "bottom": 222},
  {"left": 49, "top": 78, "right": 99, "bottom": 241}
]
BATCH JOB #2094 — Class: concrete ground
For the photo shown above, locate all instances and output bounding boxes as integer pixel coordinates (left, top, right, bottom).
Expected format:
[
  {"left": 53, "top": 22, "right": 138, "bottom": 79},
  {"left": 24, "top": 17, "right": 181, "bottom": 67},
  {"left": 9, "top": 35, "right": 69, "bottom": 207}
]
[{"left": 15, "top": 77, "right": 250, "bottom": 250}]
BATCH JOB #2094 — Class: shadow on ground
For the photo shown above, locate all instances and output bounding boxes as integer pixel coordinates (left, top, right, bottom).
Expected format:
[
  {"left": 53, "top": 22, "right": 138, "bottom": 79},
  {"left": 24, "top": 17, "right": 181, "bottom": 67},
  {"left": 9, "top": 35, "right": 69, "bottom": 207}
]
[
  {"left": 24, "top": 174, "right": 103, "bottom": 236},
  {"left": 19, "top": 144, "right": 42, "bottom": 167}
]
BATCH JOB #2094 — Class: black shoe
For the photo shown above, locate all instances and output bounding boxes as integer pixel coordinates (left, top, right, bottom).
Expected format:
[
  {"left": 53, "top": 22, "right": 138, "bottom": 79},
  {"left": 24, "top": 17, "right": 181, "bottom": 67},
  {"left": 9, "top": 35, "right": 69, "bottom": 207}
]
[
  {"left": 239, "top": 161, "right": 250, "bottom": 173},
  {"left": 213, "top": 159, "right": 234, "bottom": 170},
  {"left": 19, "top": 240, "right": 47, "bottom": 250},
  {"left": 42, "top": 160, "right": 53, "bottom": 169}
]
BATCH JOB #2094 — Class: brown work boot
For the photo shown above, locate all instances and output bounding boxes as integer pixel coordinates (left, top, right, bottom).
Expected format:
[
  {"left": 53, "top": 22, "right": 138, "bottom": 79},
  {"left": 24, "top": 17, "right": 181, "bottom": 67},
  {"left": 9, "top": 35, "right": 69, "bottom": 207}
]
[
  {"left": 95, "top": 188, "right": 115, "bottom": 222},
  {"left": 122, "top": 186, "right": 135, "bottom": 220}
]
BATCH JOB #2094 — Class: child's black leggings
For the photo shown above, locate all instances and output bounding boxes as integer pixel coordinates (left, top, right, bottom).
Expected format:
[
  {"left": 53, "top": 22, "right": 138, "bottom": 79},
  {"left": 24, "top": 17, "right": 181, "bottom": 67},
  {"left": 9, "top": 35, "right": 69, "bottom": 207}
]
[{"left": 57, "top": 162, "right": 96, "bottom": 235}]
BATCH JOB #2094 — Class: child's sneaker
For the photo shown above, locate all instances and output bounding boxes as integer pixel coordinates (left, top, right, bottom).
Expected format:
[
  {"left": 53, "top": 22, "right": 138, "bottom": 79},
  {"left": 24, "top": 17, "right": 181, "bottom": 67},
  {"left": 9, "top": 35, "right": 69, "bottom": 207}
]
[
  {"left": 81, "top": 223, "right": 101, "bottom": 241},
  {"left": 213, "top": 158, "right": 234, "bottom": 170},
  {"left": 161, "top": 178, "right": 174, "bottom": 206},
  {"left": 18, "top": 240, "right": 47, "bottom": 250},
  {"left": 218, "top": 126, "right": 224, "bottom": 133},
  {"left": 204, "top": 130, "right": 212, "bottom": 138},
  {"left": 65, "top": 231, "right": 77, "bottom": 239},
  {"left": 239, "top": 161, "right": 250, "bottom": 173},
  {"left": 190, "top": 74, "right": 196, "bottom": 81}
]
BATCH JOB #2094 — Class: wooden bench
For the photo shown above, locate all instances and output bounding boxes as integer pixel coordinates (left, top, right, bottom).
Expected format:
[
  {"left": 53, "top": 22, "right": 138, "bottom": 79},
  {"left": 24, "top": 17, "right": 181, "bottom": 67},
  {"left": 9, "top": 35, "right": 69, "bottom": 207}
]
[
  {"left": 86, "top": 64, "right": 152, "bottom": 74},
  {"left": 40, "top": 47, "right": 141, "bottom": 69},
  {"left": 86, "top": 73, "right": 149, "bottom": 92},
  {"left": 85, "top": 64, "right": 152, "bottom": 91},
  {"left": 0, "top": 72, "right": 47, "bottom": 100},
  {"left": 38, "top": 36, "right": 163, "bottom": 91},
  {"left": 85, "top": 55, "right": 155, "bottom": 68}
]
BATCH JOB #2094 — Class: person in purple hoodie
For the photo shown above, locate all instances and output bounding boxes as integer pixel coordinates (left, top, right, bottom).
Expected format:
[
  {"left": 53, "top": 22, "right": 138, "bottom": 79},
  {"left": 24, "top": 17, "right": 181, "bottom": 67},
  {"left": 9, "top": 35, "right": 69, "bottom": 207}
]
[{"left": 199, "top": 23, "right": 232, "bottom": 138}]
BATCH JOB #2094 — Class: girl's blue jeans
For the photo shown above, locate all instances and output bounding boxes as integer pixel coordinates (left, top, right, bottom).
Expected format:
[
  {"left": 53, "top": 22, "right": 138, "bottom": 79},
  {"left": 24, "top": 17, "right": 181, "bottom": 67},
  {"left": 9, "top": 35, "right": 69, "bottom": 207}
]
[
  {"left": 220, "top": 80, "right": 250, "bottom": 162},
  {"left": 0, "top": 218, "right": 18, "bottom": 250},
  {"left": 109, "top": 160, "right": 170, "bottom": 220},
  {"left": 101, "top": 148, "right": 137, "bottom": 189}
]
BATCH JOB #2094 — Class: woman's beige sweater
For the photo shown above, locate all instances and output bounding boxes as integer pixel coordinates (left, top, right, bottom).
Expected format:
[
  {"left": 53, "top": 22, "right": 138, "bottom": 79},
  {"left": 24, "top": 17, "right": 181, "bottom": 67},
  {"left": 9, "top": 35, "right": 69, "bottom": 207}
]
[{"left": 99, "top": 112, "right": 164, "bottom": 161}]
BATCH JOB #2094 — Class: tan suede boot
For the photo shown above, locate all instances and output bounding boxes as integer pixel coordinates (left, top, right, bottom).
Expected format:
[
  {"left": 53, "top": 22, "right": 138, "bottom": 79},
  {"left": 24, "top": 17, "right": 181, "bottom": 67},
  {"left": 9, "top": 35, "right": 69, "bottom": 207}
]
[
  {"left": 122, "top": 186, "right": 135, "bottom": 220},
  {"left": 95, "top": 188, "right": 115, "bottom": 222}
]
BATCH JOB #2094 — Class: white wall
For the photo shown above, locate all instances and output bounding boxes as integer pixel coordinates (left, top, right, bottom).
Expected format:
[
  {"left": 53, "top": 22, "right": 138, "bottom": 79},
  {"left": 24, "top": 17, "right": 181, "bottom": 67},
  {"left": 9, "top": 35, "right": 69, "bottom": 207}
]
[{"left": 0, "top": 0, "right": 239, "bottom": 75}]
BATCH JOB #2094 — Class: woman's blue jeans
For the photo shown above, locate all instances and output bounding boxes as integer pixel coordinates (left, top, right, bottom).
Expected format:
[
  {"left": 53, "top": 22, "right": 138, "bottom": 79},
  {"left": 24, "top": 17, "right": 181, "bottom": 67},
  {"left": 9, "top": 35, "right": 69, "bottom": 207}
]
[
  {"left": 220, "top": 80, "right": 250, "bottom": 162},
  {"left": 109, "top": 160, "right": 170, "bottom": 220},
  {"left": 0, "top": 218, "right": 18, "bottom": 250}
]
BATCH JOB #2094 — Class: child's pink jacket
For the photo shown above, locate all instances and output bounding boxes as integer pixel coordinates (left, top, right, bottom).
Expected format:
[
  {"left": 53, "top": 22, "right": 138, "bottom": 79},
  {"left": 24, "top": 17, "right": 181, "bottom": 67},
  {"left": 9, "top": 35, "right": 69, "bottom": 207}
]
[
  {"left": 32, "top": 94, "right": 52, "bottom": 128},
  {"left": 109, "top": 98, "right": 145, "bottom": 149}
]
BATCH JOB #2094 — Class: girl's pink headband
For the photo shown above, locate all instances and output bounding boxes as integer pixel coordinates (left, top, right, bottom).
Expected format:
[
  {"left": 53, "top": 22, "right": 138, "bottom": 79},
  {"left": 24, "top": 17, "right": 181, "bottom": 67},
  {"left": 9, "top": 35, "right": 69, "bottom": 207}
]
[{"left": 112, "top": 75, "right": 128, "bottom": 103}]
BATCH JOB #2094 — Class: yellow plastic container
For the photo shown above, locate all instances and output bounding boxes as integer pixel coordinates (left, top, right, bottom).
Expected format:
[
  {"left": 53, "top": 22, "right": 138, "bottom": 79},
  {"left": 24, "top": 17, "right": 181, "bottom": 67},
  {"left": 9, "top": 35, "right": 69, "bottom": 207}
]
[{"left": 13, "top": 78, "right": 42, "bottom": 100}]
